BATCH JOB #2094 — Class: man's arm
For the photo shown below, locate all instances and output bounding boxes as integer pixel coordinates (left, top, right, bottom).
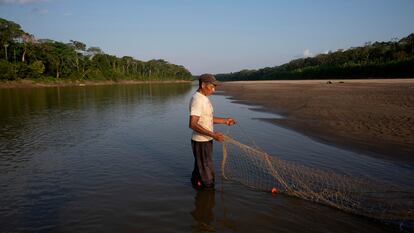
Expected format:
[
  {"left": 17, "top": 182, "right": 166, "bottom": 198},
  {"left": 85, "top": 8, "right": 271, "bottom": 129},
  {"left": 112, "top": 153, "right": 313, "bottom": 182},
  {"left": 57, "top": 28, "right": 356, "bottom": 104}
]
[
  {"left": 189, "top": 115, "right": 225, "bottom": 141},
  {"left": 213, "top": 117, "right": 236, "bottom": 126}
]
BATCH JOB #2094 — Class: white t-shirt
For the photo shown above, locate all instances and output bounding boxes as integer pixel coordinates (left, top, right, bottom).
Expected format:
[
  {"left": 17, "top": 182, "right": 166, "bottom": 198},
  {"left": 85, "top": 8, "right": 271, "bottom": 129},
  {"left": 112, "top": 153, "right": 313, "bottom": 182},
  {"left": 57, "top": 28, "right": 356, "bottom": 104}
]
[{"left": 189, "top": 91, "right": 214, "bottom": 141}]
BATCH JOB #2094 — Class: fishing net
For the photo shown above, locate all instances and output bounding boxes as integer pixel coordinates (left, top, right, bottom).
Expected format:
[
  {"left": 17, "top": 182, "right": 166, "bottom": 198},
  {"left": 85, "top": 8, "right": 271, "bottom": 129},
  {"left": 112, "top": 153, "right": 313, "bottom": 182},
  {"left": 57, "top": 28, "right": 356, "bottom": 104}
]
[{"left": 221, "top": 135, "right": 414, "bottom": 222}]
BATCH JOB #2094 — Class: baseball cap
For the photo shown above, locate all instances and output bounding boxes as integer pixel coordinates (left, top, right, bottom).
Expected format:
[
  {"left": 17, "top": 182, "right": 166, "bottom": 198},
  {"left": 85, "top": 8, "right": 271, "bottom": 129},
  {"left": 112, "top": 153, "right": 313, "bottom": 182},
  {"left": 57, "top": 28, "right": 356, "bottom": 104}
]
[{"left": 199, "top": 73, "right": 219, "bottom": 86}]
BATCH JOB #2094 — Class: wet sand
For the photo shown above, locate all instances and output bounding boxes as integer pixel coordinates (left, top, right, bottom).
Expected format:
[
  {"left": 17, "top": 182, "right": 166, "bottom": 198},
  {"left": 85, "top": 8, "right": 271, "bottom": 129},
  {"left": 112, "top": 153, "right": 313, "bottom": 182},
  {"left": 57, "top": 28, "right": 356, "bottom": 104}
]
[{"left": 220, "top": 79, "right": 414, "bottom": 160}]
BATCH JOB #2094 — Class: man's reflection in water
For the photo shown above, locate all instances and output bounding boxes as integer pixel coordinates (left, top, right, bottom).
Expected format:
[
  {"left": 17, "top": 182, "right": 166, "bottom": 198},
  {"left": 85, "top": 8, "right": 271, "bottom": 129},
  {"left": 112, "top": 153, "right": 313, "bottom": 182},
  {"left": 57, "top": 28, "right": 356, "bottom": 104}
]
[{"left": 191, "top": 190, "right": 216, "bottom": 232}]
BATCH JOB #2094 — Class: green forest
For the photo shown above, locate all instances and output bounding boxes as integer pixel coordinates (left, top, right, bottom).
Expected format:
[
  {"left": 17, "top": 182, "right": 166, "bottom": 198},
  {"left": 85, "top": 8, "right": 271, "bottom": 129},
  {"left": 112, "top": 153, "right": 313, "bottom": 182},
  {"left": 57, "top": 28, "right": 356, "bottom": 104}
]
[
  {"left": 216, "top": 33, "right": 414, "bottom": 81},
  {"left": 0, "top": 18, "right": 192, "bottom": 82}
]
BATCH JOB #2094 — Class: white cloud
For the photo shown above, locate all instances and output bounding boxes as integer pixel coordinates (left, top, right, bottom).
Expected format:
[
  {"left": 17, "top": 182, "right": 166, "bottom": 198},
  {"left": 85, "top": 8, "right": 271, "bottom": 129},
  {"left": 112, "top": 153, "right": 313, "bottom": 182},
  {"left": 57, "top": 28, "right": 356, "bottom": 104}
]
[
  {"left": 303, "top": 49, "right": 313, "bottom": 58},
  {"left": 0, "top": 0, "right": 48, "bottom": 5},
  {"left": 64, "top": 12, "right": 73, "bottom": 16}
]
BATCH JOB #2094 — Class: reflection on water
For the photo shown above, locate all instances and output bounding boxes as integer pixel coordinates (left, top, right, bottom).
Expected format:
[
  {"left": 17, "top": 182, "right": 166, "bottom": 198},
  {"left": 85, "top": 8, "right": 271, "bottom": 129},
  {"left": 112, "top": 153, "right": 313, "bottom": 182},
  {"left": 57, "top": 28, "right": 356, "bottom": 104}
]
[
  {"left": 0, "top": 83, "right": 410, "bottom": 232},
  {"left": 191, "top": 190, "right": 216, "bottom": 233},
  {"left": 0, "top": 83, "right": 194, "bottom": 233}
]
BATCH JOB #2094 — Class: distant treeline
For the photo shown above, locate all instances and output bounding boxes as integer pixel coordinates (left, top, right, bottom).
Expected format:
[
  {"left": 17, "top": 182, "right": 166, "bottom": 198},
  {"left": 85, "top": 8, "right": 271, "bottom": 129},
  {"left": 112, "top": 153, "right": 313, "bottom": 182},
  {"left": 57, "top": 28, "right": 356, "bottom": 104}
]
[
  {"left": 0, "top": 18, "right": 192, "bottom": 81},
  {"left": 216, "top": 33, "right": 414, "bottom": 81}
]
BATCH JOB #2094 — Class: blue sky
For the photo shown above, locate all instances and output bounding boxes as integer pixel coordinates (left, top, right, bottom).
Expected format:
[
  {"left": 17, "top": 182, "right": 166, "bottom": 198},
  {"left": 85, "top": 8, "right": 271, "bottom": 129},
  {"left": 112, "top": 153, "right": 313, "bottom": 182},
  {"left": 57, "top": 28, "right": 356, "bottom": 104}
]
[{"left": 1, "top": 0, "right": 414, "bottom": 75}]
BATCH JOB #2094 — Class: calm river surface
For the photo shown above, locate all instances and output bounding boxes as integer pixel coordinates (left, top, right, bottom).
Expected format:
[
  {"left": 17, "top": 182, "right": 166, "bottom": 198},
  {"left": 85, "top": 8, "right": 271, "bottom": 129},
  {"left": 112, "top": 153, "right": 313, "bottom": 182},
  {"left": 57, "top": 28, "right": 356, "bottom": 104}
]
[{"left": 0, "top": 83, "right": 412, "bottom": 233}]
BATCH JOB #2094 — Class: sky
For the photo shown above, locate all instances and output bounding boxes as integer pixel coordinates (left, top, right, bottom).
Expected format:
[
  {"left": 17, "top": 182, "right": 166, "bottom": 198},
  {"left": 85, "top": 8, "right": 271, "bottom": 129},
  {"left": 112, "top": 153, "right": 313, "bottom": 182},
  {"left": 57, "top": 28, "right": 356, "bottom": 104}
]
[{"left": 1, "top": 0, "right": 414, "bottom": 75}]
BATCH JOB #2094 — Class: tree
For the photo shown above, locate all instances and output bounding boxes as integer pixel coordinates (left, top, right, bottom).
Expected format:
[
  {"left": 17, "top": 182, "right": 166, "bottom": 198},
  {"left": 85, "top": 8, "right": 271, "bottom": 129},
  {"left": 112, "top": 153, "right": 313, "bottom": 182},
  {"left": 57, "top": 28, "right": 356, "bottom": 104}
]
[
  {"left": 29, "top": 60, "right": 45, "bottom": 77},
  {"left": 21, "top": 33, "right": 35, "bottom": 62},
  {"left": 0, "top": 18, "right": 24, "bottom": 60},
  {"left": 70, "top": 40, "right": 86, "bottom": 52},
  {"left": 87, "top": 46, "right": 103, "bottom": 57},
  {"left": 0, "top": 17, "right": 193, "bottom": 81},
  {"left": 3, "top": 43, "right": 8, "bottom": 60},
  {"left": 216, "top": 33, "right": 414, "bottom": 81},
  {"left": 40, "top": 42, "right": 77, "bottom": 79},
  {"left": 121, "top": 56, "right": 134, "bottom": 75},
  {"left": 70, "top": 40, "right": 86, "bottom": 72}
]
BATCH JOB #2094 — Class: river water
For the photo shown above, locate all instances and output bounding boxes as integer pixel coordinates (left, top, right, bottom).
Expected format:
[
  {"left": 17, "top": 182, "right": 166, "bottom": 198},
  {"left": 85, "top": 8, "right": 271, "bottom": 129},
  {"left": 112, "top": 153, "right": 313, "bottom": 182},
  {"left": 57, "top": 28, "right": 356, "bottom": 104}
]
[{"left": 0, "top": 83, "right": 412, "bottom": 232}]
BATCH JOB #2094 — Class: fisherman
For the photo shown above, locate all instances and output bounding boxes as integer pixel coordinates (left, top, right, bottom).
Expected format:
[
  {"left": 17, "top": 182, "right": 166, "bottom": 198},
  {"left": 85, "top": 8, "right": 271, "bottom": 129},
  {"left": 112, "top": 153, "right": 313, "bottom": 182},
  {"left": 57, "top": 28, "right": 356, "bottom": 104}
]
[{"left": 189, "top": 73, "right": 236, "bottom": 189}]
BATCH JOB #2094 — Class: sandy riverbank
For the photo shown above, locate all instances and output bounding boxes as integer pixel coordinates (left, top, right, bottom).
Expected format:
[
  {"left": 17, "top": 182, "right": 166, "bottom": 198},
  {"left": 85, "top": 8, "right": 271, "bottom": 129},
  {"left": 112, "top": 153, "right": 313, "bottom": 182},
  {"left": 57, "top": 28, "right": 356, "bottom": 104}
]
[
  {"left": 219, "top": 79, "right": 414, "bottom": 160},
  {"left": 0, "top": 79, "right": 191, "bottom": 89}
]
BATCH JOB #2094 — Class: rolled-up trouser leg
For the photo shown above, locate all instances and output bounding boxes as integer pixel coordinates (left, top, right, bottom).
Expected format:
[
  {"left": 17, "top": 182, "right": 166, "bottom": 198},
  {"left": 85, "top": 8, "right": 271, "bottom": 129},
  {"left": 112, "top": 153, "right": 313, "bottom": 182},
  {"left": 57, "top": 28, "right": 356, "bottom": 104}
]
[{"left": 191, "top": 140, "right": 214, "bottom": 188}]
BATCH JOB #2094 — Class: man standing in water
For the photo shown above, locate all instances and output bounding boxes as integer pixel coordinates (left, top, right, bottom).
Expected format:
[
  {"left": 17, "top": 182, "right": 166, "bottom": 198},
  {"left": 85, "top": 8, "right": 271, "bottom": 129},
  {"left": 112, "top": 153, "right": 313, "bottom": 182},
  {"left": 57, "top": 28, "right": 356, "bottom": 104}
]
[{"left": 189, "top": 74, "right": 236, "bottom": 189}]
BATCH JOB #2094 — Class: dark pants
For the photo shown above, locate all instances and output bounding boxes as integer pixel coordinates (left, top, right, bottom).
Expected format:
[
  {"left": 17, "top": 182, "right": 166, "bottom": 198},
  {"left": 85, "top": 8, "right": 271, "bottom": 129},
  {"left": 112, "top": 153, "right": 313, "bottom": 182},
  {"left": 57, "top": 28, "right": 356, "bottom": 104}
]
[{"left": 191, "top": 140, "right": 215, "bottom": 188}]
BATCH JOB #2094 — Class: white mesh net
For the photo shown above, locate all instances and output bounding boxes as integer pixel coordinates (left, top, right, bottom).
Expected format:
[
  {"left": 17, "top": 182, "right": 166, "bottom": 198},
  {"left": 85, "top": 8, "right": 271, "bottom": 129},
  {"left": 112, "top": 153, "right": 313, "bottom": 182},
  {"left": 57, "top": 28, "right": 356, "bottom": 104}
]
[{"left": 221, "top": 135, "right": 414, "bottom": 222}]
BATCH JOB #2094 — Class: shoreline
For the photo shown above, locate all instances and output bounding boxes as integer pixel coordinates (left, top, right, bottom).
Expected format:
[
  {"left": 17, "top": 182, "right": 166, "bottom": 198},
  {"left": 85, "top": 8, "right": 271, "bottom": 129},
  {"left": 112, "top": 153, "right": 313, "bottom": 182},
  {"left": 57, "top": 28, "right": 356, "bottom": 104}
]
[
  {"left": 219, "top": 79, "right": 414, "bottom": 162},
  {"left": 0, "top": 79, "right": 192, "bottom": 89}
]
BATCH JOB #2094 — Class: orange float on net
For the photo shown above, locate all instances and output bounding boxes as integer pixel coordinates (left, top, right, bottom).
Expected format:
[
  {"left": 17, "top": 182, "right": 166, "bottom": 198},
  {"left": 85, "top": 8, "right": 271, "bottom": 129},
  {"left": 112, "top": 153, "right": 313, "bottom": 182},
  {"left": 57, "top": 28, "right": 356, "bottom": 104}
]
[{"left": 271, "top": 187, "right": 277, "bottom": 194}]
